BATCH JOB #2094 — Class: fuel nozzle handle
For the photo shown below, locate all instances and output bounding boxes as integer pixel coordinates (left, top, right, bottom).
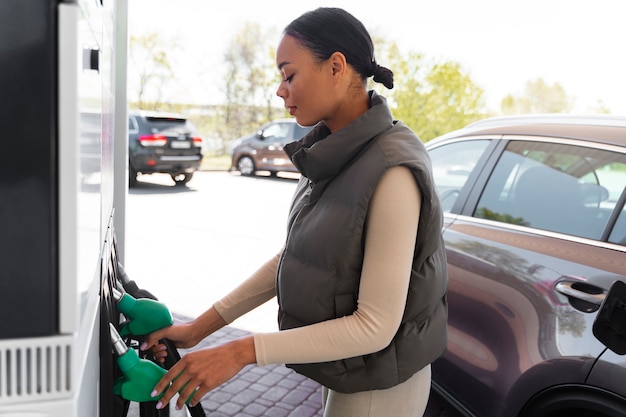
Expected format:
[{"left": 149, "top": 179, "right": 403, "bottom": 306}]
[
  {"left": 112, "top": 287, "right": 173, "bottom": 337},
  {"left": 110, "top": 324, "right": 197, "bottom": 407},
  {"left": 110, "top": 324, "right": 167, "bottom": 402}
]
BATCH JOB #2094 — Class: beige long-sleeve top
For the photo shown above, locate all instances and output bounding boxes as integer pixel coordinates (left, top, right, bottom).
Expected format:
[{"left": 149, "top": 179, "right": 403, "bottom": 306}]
[{"left": 213, "top": 165, "right": 421, "bottom": 366}]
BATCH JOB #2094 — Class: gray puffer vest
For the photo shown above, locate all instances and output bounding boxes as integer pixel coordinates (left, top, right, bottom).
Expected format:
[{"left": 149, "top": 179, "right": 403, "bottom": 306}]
[{"left": 279, "top": 91, "right": 448, "bottom": 393}]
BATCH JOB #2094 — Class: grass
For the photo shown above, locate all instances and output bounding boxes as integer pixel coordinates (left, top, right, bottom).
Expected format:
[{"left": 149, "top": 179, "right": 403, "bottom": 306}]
[{"left": 201, "top": 153, "right": 231, "bottom": 171}]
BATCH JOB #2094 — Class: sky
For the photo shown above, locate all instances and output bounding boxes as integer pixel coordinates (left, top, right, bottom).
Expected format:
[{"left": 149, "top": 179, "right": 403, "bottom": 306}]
[{"left": 127, "top": 0, "right": 626, "bottom": 115}]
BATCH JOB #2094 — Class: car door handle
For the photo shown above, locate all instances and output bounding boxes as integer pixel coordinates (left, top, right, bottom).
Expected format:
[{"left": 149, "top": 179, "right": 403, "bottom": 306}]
[{"left": 555, "top": 280, "right": 606, "bottom": 306}]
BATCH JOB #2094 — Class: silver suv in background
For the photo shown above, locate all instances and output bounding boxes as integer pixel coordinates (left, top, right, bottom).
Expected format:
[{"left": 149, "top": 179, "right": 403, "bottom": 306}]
[
  {"left": 230, "top": 118, "right": 313, "bottom": 176},
  {"left": 128, "top": 110, "right": 203, "bottom": 187}
]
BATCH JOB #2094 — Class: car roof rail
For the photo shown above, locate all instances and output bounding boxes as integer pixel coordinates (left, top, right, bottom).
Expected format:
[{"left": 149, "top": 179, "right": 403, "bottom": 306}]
[{"left": 466, "top": 114, "right": 626, "bottom": 129}]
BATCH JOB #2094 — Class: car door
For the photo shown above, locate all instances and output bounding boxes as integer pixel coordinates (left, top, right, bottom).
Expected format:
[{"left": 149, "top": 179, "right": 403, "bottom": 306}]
[
  {"left": 255, "top": 121, "right": 292, "bottom": 169},
  {"left": 428, "top": 135, "right": 626, "bottom": 417}
]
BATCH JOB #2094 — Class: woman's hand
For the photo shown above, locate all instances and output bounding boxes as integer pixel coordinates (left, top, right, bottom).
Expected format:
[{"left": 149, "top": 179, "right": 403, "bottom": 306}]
[
  {"left": 152, "top": 336, "right": 256, "bottom": 410},
  {"left": 141, "top": 307, "right": 228, "bottom": 363},
  {"left": 139, "top": 322, "right": 194, "bottom": 363},
  {"left": 140, "top": 321, "right": 198, "bottom": 363}
]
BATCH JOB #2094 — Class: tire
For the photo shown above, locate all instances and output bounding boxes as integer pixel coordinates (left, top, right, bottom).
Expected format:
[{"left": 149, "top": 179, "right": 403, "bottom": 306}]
[
  {"left": 237, "top": 156, "right": 256, "bottom": 176},
  {"left": 519, "top": 387, "right": 626, "bottom": 417},
  {"left": 171, "top": 172, "right": 193, "bottom": 186}
]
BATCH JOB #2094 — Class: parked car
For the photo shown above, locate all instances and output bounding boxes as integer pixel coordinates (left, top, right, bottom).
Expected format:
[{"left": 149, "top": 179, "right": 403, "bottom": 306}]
[
  {"left": 426, "top": 114, "right": 626, "bottom": 417},
  {"left": 128, "top": 110, "right": 203, "bottom": 187},
  {"left": 230, "top": 118, "right": 313, "bottom": 176}
]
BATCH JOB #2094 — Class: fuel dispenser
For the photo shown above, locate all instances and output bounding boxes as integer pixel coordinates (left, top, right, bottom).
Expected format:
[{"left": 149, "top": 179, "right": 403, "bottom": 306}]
[
  {"left": 0, "top": 1, "right": 206, "bottom": 416},
  {"left": 108, "top": 261, "right": 207, "bottom": 416}
]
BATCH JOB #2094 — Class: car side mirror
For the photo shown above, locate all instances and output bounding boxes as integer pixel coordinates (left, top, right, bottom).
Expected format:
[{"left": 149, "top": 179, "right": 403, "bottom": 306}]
[
  {"left": 256, "top": 130, "right": 265, "bottom": 140},
  {"left": 593, "top": 280, "right": 626, "bottom": 355}
]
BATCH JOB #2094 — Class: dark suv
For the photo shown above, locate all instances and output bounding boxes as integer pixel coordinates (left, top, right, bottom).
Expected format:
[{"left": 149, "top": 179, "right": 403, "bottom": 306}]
[
  {"left": 230, "top": 118, "right": 313, "bottom": 176},
  {"left": 128, "top": 110, "right": 203, "bottom": 187}
]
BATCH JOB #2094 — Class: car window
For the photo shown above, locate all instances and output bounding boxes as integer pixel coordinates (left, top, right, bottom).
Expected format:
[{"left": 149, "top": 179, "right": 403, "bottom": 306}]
[
  {"left": 262, "top": 123, "right": 290, "bottom": 141},
  {"left": 294, "top": 124, "right": 313, "bottom": 140},
  {"left": 474, "top": 140, "right": 626, "bottom": 241},
  {"left": 128, "top": 116, "right": 138, "bottom": 134},
  {"left": 609, "top": 203, "right": 626, "bottom": 245},
  {"left": 144, "top": 116, "right": 187, "bottom": 132},
  {"left": 184, "top": 120, "right": 198, "bottom": 133},
  {"left": 428, "top": 139, "right": 491, "bottom": 212}
]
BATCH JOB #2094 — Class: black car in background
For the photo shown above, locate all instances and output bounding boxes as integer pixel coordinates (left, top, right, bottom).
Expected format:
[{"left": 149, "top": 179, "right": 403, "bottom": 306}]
[
  {"left": 426, "top": 114, "right": 626, "bottom": 417},
  {"left": 128, "top": 110, "right": 203, "bottom": 187},
  {"left": 230, "top": 118, "right": 313, "bottom": 176}
]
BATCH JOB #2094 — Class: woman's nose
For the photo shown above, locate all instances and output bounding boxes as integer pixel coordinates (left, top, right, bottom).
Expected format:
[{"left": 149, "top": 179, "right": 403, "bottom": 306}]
[{"left": 276, "top": 83, "right": 286, "bottom": 98}]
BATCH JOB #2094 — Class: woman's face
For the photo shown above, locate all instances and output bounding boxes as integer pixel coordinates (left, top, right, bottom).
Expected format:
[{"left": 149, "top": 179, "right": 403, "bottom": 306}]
[{"left": 275, "top": 35, "right": 338, "bottom": 128}]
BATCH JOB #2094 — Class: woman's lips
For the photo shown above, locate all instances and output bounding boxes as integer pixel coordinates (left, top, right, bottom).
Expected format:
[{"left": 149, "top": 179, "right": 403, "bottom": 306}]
[{"left": 286, "top": 106, "right": 296, "bottom": 116}]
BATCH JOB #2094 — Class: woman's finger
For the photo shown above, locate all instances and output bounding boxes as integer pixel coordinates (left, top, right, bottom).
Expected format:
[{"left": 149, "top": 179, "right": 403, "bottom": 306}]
[
  {"left": 188, "top": 385, "right": 210, "bottom": 408},
  {"left": 152, "top": 363, "right": 185, "bottom": 407},
  {"left": 141, "top": 327, "right": 169, "bottom": 351},
  {"left": 155, "top": 365, "right": 201, "bottom": 411},
  {"left": 153, "top": 349, "right": 167, "bottom": 364},
  {"left": 175, "top": 381, "right": 201, "bottom": 410},
  {"left": 153, "top": 343, "right": 167, "bottom": 352}
]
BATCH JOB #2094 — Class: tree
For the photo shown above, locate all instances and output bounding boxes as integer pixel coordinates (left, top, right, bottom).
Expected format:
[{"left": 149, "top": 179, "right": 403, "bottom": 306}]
[
  {"left": 376, "top": 41, "right": 488, "bottom": 142},
  {"left": 128, "top": 33, "right": 177, "bottom": 110},
  {"left": 221, "top": 23, "right": 280, "bottom": 144},
  {"left": 218, "top": 32, "right": 488, "bottom": 147},
  {"left": 414, "top": 61, "right": 488, "bottom": 141},
  {"left": 501, "top": 78, "right": 572, "bottom": 114},
  {"left": 589, "top": 99, "right": 612, "bottom": 114}
]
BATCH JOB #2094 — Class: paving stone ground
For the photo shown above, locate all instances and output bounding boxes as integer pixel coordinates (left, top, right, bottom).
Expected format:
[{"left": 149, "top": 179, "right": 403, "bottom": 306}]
[{"left": 190, "top": 325, "right": 323, "bottom": 417}]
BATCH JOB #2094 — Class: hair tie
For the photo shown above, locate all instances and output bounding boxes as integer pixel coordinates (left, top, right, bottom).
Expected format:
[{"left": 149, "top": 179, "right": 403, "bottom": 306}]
[{"left": 369, "top": 61, "right": 379, "bottom": 77}]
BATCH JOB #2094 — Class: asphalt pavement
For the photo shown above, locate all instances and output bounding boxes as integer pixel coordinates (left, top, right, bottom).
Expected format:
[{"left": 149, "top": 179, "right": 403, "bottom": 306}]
[{"left": 123, "top": 171, "right": 460, "bottom": 417}]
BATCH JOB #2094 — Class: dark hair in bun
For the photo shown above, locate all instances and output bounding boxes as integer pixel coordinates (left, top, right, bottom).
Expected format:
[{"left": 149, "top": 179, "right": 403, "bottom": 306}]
[{"left": 284, "top": 7, "right": 394, "bottom": 89}]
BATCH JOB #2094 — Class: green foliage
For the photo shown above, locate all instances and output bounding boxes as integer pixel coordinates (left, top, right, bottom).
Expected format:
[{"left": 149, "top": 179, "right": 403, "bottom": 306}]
[
  {"left": 589, "top": 99, "right": 612, "bottom": 114},
  {"left": 129, "top": 33, "right": 178, "bottom": 110},
  {"left": 501, "top": 78, "right": 572, "bottom": 114},
  {"left": 221, "top": 23, "right": 283, "bottom": 145},
  {"left": 406, "top": 61, "right": 488, "bottom": 141},
  {"left": 474, "top": 207, "right": 529, "bottom": 226},
  {"left": 129, "top": 23, "right": 585, "bottom": 149},
  {"left": 200, "top": 154, "right": 231, "bottom": 170},
  {"left": 127, "top": 25, "right": 494, "bottom": 146},
  {"left": 374, "top": 40, "right": 489, "bottom": 142}
]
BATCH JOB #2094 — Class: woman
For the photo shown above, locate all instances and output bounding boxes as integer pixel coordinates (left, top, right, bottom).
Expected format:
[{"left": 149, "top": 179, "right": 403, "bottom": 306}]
[{"left": 142, "top": 7, "right": 448, "bottom": 416}]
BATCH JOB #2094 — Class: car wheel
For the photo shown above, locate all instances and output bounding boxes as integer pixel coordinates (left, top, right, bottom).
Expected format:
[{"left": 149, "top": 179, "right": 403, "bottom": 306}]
[
  {"left": 519, "top": 387, "right": 626, "bottom": 417},
  {"left": 237, "top": 156, "right": 256, "bottom": 176},
  {"left": 171, "top": 172, "right": 193, "bottom": 186}
]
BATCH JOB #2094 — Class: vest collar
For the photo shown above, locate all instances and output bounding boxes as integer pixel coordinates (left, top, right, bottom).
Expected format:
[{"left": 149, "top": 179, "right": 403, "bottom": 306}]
[{"left": 284, "top": 91, "right": 394, "bottom": 183}]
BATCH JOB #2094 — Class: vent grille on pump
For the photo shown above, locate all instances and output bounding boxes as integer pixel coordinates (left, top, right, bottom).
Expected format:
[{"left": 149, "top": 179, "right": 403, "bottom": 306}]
[{"left": 0, "top": 335, "right": 73, "bottom": 405}]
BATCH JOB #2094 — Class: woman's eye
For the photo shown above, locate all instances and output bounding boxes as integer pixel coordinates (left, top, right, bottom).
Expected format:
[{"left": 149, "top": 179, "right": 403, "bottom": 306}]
[{"left": 285, "top": 74, "right": 294, "bottom": 83}]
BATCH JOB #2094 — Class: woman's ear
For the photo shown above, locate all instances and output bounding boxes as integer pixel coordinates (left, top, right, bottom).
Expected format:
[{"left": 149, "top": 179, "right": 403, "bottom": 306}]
[{"left": 328, "top": 51, "right": 347, "bottom": 77}]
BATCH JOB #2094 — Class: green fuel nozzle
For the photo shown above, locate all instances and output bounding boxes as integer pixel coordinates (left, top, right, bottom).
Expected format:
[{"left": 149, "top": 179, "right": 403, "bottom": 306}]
[
  {"left": 110, "top": 323, "right": 167, "bottom": 402},
  {"left": 110, "top": 324, "right": 196, "bottom": 405},
  {"left": 112, "top": 287, "right": 173, "bottom": 337}
]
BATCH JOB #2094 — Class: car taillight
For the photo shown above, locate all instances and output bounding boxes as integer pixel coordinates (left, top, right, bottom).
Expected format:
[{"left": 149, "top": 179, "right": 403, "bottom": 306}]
[
  {"left": 139, "top": 134, "right": 167, "bottom": 147},
  {"left": 192, "top": 136, "right": 202, "bottom": 147}
]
